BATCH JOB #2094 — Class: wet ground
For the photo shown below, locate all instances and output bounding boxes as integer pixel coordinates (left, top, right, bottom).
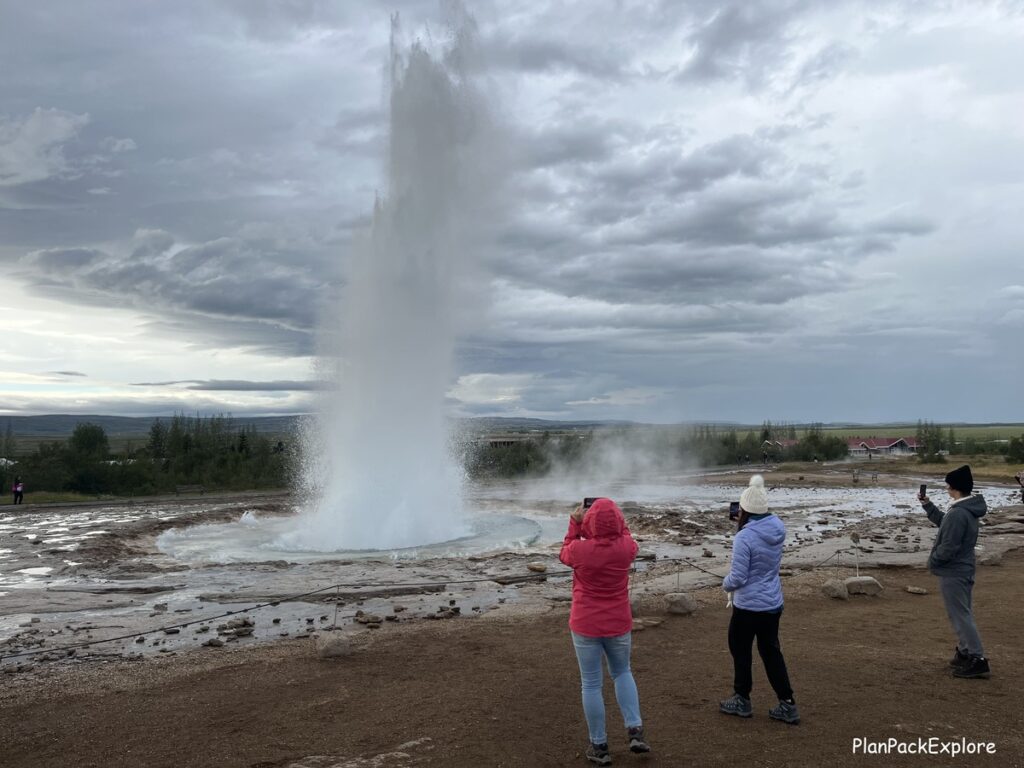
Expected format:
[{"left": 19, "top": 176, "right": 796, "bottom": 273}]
[{"left": 3, "top": 465, "right": 1023, "bottom": 671}]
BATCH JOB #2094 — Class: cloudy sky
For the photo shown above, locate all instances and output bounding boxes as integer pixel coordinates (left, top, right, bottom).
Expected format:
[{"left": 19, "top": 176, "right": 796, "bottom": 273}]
[{"left": 2, "top": 0, "right": 1022, "bottom": 424}]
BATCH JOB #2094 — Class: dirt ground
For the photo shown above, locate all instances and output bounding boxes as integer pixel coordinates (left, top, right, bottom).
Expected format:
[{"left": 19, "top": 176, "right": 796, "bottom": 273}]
[{"left": 2, "top": 548, "right": 1022, "bottom": 768}]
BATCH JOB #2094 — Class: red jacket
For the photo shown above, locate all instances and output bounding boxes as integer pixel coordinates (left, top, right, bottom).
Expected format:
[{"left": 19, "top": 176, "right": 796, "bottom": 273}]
[{"left": 559, "top": 498, "right": 638, "bottom": 637}]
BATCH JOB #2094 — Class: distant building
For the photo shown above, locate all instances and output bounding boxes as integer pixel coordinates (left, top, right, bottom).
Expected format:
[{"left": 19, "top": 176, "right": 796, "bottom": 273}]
[
  {"left": 846, "top": 437, "right": 918, "bottom": 457},
  {"left": 761, "top": 439, "right": 799, "bottom": 449}
]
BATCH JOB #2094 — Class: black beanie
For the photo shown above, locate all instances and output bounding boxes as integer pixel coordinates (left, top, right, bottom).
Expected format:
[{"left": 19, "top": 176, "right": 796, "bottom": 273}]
[{"left": 945, "top": 464, "right": 974, "bottom": 495}]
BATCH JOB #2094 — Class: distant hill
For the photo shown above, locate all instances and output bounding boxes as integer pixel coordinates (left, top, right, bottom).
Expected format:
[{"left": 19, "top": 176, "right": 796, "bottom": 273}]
[
  {"left": 1, "top": 413, "right": 637, "bottom": 439},
  {"left": 1, "top": 414, "right": 302, "bottom": 438}
]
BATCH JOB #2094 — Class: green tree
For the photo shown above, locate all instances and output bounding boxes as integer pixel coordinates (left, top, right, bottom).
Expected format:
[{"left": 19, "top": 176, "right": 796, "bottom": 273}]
[{"left": 69, "top": 423, "right": 109, "bottom": 461}]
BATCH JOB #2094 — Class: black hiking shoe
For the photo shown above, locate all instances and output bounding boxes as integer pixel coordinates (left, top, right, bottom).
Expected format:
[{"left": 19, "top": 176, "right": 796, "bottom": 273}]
[
  {"left": 627, "top": 726, "right": 651, "bottom": 754},
  {"left": 586, "top": 742, "right": 612, "bottom": 766},
  {"left": 949, "top": 647, "right": 970, "bottom": 669},
  {"left": 719, "top": 693, "right": 753, "bottom": 718},
  {"left": 953, "top": 656, "right": 991, "bottom": 679},
  {"left": 768, "top": 699, "right": 801, "bottom": 725}
]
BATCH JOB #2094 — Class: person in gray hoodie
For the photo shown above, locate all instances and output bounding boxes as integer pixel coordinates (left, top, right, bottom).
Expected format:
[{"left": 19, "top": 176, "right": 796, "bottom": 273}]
[
  {"left": 919, "top": 464, "right": 990, "bottom": 679},
  {"left": 719, "top": 475, "right": 799, "bottom": 724}
]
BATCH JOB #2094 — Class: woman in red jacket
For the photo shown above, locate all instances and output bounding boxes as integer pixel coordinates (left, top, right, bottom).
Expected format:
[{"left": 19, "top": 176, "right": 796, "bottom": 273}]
[{"left": 560, "top": 498, "right": 650, "bottom": 765}]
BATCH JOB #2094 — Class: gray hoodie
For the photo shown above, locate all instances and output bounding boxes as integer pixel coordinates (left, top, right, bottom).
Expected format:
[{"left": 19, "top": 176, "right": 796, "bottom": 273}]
[{"left": 923, "top": 494, "right": 987, "bottom": 577}]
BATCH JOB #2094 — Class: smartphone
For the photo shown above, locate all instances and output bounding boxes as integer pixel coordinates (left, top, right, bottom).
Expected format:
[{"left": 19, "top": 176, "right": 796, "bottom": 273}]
[
  {"left": 729, "top": 501, "right": 740, "bottom": 520},
  {"left": 919, "top": 483, "right": 927, "bottom": 498},
  {"left": 583, "top": 497, "right": 598, "bottom": 508}
]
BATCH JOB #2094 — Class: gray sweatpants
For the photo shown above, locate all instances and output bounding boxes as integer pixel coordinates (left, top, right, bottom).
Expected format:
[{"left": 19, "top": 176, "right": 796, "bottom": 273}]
[{"left": 939, "top": 575, "right": 984, "bottom": 657}]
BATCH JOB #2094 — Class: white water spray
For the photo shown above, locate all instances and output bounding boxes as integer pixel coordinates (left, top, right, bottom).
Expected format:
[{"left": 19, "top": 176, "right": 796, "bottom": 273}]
[{"left": 283, "top": 11, "right": 503, "bottom": 551}]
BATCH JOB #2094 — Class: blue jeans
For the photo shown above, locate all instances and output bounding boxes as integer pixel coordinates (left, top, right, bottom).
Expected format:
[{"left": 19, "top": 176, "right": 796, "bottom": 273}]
[{"left": 571, "top": 631, "right": 642, "bottom": 744}]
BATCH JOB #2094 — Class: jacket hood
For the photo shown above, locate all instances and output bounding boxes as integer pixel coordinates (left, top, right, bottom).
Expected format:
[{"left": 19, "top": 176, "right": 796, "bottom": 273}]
[
  {"left": 952, "top": 494, "right": 987, "bottom": 518},
  {"left": 582, "top": 498, "right": 626, "bottom": 540},
  {"left": 742, "top": 514, "right": 786, "bottom": 547}
]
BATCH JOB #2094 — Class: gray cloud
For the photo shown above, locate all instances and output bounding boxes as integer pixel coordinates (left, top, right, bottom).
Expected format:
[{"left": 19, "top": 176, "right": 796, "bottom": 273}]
[{"left": 132, "top": 379, "right": 325, "bottom": 391}]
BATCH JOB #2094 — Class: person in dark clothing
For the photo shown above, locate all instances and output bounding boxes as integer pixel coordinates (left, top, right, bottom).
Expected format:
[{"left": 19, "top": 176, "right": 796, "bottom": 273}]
[
  {"left": 12, "top": 476, "right": 24, "bottom": 504},
  {"left": 919, "top": 464, "right": 990, "bottom": 679},
  {"left": 719, "top": 475, "right": 799, "bottom": 724}
]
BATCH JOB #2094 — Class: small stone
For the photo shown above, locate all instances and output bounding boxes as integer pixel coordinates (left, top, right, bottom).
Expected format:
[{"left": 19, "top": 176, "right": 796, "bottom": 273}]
[
  {"left": 314, "top": 634, "right": 351, "bottom": 659},
  {"left": 392, "top": 605, "right": 406, "bottom": 613},
  {"left": 526, "top": 562, "right": 547, "bottom": 573},
  {"left": 702, "top": 549, "right": 715, "bottom": 558},
  {"left": 631, "top": 621, "right": 646, "bottom": 632},
  {"left": 203, "top": 637, "right": 224, "bottom": 648},
  {"left": 845, "top": 576, "right": 883, "bottom": 596},
  {"left": 195, "top": 626, "right": 210, "bottom": 633},
  {"left": 163, "top": 628, "right": 180, "bottom": 635},
  {"left": 821, "top": 579, "right": 849, "bottom": 600},
  {"left": 665, "top": 593, "right": 697, "bottom": 615},
  {"left": 30, "top": 617, "right": 41, "bottom": 624},
  {"left": 153, "top": 603, "right": 168, "bottom": 613},
  {"left": 905, "top": 586, "right": 928, "bottom": 595},
  {"left": 636, "top": 549, "right": 656, "bottom": 561},
  {"left": 779, "top": 569, "right": 794, "bottom": 577},
  {"left": 272, "top": 618, "right": 281, "bottom": 624},
  {"left": 135, "top": 636, "right": 146, "bottom": 643}
]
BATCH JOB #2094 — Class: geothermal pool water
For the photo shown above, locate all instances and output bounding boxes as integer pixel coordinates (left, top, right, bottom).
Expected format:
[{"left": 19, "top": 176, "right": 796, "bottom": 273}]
[{"left": 6, "top": 473, "right": 1020, "bottom": 667}]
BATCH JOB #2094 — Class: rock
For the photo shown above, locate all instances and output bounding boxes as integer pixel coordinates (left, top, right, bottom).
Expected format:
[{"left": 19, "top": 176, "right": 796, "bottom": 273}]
[
  {"left": 980, "top": 551, "right": 1002, "bottom": 566},
  {"left": 640, "top": 617, "right": 662, "bottom": 628},
  {"left": 665, "top": 593, "right": 697, "bottom": 616},
  {"left": 821, "top": 579, "right": 849, "bottom": 600},
  {"left": 203, "top": 637, "right": 224, "bottom": 648},
  {"left": 702, "top": 548, "right": 715, "bottom": 558},
  {"left": 630, "top": 596, "right": 643, "bottom": 616},
  {"left": 272, "top": 618, "right": 281, "bottom": 624},
  {"left": 526, "top": 562, "right": 547, "bottom": 573},
  {"left": 163, "top": 628, "right": 180, "bottom": 635},
  {"left": 905, "top": 586, "right": 928, "bottom": 595},
  {"left": 636, "top": 549, "right": 657, "bottom": 561},
  {"left": 153, "top": 603, "right": 168, "bottom": 613},
  {"left": 779, "top": 569, "right": 794, "bottom": 577},
  {"left": 631, "top": 621, "right": 646, "bottom": 632},
  {"left": 845, "top": 576, "right": 883, "bottom": 596},
  {"left": 135, "top": 636, "right": 146, "bottom": 643}
]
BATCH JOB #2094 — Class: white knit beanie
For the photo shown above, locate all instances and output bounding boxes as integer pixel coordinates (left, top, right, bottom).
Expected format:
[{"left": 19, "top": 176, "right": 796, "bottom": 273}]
[{"left": 739, "top": 474, "right": 768, "bottom": 515}]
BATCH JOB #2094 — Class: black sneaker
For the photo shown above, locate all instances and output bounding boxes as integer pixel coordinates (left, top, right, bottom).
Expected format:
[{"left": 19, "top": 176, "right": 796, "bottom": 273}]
[
  {"left": 953, "top": 656, "right": 991, "bottom": 679},
  {"left": 586, "top": 742, "right": 612, "bottom": 766},
  {"left": 768, "top": 699, "right": 801, "bottom": 725},
  {"left": 719, "top": 693, "right": 753, "bottom": 718},
  {"left": 627, "top": 726, "right": 651, "bottom": 754},
  {"left": 949, "top": 647, "right": 970, "bottom": 669}
]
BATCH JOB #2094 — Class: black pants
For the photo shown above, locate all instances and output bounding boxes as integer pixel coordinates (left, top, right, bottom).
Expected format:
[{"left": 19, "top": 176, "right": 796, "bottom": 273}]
[
  {"left": 13, "top": 491, "right": 23, "bottom": 505},
  {"left": 728, "top": 606, "right": 794, "bottom": 701}
]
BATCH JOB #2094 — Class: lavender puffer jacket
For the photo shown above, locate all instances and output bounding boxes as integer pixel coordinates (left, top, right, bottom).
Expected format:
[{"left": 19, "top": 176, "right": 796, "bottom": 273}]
[{"left": 722, "top": 514, "right": 786, "bottom": 612}]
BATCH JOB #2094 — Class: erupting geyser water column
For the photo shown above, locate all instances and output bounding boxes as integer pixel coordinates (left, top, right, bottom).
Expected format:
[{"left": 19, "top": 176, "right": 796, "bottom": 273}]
[{"left": 284, "top": 10, "right": 503, "bottom": 551}]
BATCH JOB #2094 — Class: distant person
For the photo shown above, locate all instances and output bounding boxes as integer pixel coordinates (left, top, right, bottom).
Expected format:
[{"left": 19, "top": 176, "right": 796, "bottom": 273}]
[
  {"left": 559, "top": 498, "right": 650, "bottom": 765},
  {"left": 919, "top": 465, "right": 990, "bottom": 679},
  {"left": 720, "top": 475, "right": 800, "bottom": 724},
  {"left": 1015, "top": 470, "right": 1023, "bottom": 504},
  {"left": 12, "top": 476, "right": 23, "bottom": 505}
]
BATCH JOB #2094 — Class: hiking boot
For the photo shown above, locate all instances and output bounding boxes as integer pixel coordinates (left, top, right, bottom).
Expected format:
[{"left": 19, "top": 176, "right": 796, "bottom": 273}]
[
  {"left": 768, "top": 699, "right": 801, "bottom": 725},
  {"left": 719, "top": 693, "right": 753, "bottom": 718},
  {"left": 627, "top": 726, "right": 651, "bottom": 754},
  {"left": 953, "top": 656, "right": 991, "bottom": 679},
  {"left": 949, "top": 647, "right": 970, "bottom": 669},
  {"left": 586, "top": 742, "right": 612, "bottom": 766}
]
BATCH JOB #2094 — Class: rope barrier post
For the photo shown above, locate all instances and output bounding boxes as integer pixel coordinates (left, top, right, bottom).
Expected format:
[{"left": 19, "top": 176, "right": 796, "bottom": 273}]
[{"left": 333, "top": 585, "right": 341, "bottom": 629}]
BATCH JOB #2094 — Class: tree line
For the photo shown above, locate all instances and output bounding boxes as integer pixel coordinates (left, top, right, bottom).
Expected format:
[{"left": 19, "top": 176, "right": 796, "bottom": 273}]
[{"left": 1, "top": 415, "right": 289, "bottom": 497}]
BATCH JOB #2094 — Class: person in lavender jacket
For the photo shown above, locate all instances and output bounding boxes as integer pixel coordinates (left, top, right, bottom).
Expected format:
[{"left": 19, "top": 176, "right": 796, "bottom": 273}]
[{"left": 718, "top": 475, "right": 800, "bottom": 724}]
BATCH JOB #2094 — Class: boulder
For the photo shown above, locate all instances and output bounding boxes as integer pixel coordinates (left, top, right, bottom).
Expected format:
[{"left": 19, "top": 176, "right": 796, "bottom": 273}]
[
  {"left": 665, "top": 593, "right": 698, "bottom": 615},
  {"left": 821, "top": 579, "right": 849, "bottom": 600},
  {"left": 526, "top": 562, "right": 547, "bottom": 573},
  {"left": 905, "top": 586, "right": 928, "bottom": 595},
  {"left": 845, "top": 576, "right": 883, "bottom": 596},
  {"left": 313, "top": 633, "right": 351, "bottom": 659}
]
